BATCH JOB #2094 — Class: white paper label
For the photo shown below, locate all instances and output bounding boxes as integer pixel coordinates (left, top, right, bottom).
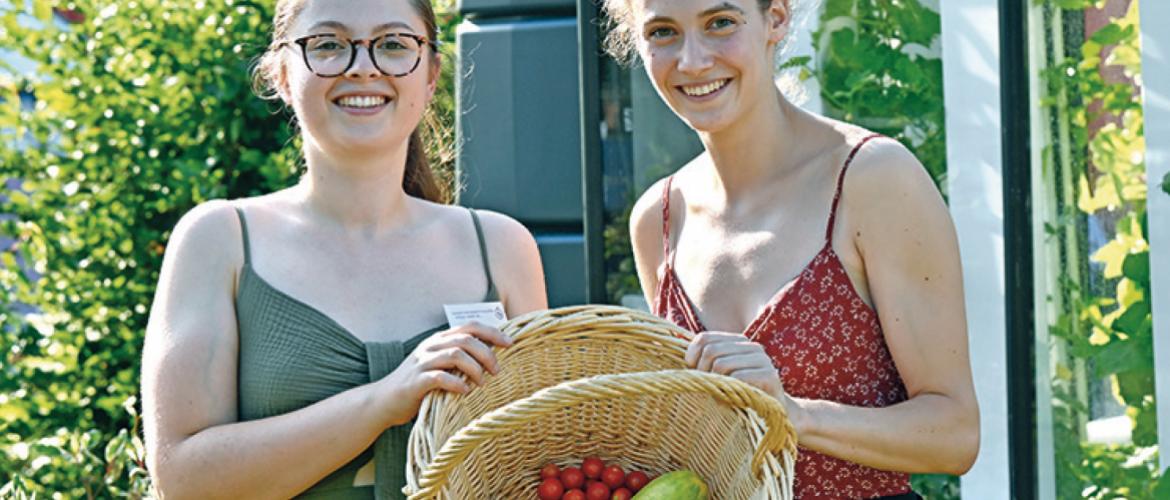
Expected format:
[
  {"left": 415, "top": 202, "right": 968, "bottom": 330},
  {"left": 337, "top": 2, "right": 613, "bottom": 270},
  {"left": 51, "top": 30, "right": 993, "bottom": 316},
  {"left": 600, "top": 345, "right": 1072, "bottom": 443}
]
[{"left": 443, "top": 301, "right": 507, "bottom": 328}]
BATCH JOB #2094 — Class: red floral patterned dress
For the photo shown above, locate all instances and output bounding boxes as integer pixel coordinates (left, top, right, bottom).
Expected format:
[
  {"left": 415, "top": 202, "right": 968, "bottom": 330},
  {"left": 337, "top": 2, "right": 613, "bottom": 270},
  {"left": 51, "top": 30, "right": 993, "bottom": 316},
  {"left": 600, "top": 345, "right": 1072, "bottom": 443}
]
[{"left": 654, "top": 135, "right": 912, "bottom": 499}]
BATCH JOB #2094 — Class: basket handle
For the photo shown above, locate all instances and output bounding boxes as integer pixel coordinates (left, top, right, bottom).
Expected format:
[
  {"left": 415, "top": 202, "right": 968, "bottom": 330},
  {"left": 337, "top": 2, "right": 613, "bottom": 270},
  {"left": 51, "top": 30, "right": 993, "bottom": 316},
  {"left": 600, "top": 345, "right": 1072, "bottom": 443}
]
[{"left": 408, "top": 369, "right": 798, "bottom": 499}]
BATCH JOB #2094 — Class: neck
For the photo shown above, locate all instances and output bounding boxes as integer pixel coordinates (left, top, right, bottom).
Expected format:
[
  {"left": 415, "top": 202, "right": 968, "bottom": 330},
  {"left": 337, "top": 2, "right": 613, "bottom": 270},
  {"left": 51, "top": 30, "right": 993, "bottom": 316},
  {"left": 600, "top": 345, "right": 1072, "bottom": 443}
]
[
  {"left": 696, "top": 87, "right": 800, "bottom": 203},
  {"left": 296, "top": 138, "right": 415, "bottom": 234}
]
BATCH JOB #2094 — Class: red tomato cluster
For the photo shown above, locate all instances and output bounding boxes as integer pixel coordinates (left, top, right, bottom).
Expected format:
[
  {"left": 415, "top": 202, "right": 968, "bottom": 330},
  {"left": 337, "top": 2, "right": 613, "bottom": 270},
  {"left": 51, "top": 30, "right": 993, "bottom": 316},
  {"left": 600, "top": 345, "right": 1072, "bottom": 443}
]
[{"left": 536, "top": 457, "right": 652, "bottom": 500}]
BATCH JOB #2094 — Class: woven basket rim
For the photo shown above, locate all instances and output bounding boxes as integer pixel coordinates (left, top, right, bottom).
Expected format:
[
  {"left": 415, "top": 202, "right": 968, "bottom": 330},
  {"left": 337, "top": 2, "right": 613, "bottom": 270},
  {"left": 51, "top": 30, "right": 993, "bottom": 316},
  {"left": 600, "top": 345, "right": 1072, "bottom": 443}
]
[{"left": 404, "top": 305, "right": 798, "bottom": 499}]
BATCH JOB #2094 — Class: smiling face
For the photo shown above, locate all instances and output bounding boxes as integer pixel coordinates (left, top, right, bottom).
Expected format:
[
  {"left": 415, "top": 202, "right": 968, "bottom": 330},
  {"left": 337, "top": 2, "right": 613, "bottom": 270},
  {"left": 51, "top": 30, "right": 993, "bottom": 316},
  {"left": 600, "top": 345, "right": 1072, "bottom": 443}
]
[
  {"left": 632, "top": 0, "right": 787, "bottom": 133},
  {"left": 278, "top": 0, "right": 438, "bottom": 158}
]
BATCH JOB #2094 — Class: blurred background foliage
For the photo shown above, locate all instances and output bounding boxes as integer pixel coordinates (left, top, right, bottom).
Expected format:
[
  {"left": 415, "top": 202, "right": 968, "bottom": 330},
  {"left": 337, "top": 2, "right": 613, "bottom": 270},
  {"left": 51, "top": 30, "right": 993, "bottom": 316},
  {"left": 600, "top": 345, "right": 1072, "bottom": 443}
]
[{"left": 0, "top": 0, "right": 460, "bottom": 496}]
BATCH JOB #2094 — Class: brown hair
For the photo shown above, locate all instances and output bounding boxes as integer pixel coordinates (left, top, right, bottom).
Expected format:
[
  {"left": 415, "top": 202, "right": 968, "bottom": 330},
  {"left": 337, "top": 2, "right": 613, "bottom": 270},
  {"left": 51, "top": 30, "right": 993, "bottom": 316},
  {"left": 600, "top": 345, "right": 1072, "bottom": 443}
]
[{"left": 253, "top": 0, "right": 451, "bottom": 203}]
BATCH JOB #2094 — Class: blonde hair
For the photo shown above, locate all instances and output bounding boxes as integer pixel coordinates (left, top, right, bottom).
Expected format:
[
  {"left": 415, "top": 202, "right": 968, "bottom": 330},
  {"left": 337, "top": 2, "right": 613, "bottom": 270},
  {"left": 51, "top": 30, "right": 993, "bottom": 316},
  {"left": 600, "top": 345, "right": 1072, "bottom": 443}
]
[{"left": 251, "top": 0, "right": 451, "bottom": 203}]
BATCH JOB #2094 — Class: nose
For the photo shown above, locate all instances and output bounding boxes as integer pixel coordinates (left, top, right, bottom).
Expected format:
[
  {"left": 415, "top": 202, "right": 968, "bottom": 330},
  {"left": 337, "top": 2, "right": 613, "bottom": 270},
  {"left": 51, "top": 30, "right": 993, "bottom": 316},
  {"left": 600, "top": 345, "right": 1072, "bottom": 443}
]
[
  {"left": 677, "top": 34, "right": 714, "bottom": 76},
  {"left": 345, "top": 41, "right": 381, "bottom": 79}
]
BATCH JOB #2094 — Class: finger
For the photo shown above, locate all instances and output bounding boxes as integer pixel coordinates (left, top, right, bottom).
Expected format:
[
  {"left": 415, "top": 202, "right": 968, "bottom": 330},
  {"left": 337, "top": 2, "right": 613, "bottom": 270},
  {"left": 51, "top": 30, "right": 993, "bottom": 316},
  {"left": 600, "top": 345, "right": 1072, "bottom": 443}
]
[
  {"left": 451, "top": 347, "right": 489, "bottom": 386},
  {"left": 728, "top": 367, "right": 782, "bottom": 395},
  {"left": 452, "top": 322, "right": 514, "bottom": 348},
  {"left": 424, "top": 371, "right": 470, "bottom": 395},
  {"left": 429, "top": 332, "right": 502, "bottom": 374},
  {"left": 696, "top": 339, "right": 759, "bottom": 372},
  {"left": 456, "top": 334, "right": 500, "bottom": 376},
  {"left": 709, "top": 352, "right": 768, "bottom": 376},
  {"left": 424, "top": 347, "right": 486, "bottom": 386},
  {"left": 685, "top": 333, "right": 712, "bottom": 368}
]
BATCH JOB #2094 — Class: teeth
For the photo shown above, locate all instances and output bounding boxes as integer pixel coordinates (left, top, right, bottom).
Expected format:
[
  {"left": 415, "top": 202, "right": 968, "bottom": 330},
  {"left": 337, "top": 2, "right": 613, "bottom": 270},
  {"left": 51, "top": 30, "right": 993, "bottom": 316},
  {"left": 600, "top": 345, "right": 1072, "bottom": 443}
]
[
  {"left": 336, "top": 95, "right": 388, "bottom": 108},
  {"left": 682, "top": 79, "right": 728, "bottom": 97}
]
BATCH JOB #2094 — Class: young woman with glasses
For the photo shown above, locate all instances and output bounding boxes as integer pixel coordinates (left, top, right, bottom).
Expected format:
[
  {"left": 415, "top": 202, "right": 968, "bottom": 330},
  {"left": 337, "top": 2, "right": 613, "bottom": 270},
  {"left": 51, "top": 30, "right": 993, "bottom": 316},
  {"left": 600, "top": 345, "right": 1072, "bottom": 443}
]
[
  {"left": 140, "top": 0, "right": 547, "bottom": 497},
  {"left": 611, "top": 0, "right": 980, "bottom": 497}
]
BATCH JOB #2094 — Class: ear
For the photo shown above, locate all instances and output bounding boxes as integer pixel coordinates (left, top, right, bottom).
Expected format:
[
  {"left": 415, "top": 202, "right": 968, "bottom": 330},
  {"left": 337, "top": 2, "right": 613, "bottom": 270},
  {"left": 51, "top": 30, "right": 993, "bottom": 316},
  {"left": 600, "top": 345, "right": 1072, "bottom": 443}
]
[
  {"left": 277, "top": 62, "right": 293, "bottom": 104},
  {"left": 765, "top": 0, "right": 790, "bottom": 46},
  {"left": 427, "top": 53, "right": 442, "bottom": 100}
]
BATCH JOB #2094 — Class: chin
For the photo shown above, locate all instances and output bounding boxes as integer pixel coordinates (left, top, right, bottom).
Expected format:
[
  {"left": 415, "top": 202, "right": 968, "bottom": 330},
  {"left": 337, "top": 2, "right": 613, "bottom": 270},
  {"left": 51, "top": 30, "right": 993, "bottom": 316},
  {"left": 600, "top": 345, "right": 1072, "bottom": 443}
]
[
  {"left": 309, "top": 131, "right": 400, "bottom": 158},
  {"left": 679, "top": 113, "right": 737, "bottom": 134},
  {"left": 340, "top": 135, "right": 403, "bottom": 154},
  {"left": 329, "top": 122, "right": 404, "bottom": 146}
]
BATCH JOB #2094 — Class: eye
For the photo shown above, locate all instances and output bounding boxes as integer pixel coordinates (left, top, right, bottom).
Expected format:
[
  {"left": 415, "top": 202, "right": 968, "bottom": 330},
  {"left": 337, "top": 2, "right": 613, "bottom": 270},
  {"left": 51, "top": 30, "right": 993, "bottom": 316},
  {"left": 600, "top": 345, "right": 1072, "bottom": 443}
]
[
  {"left": 708, "top": 17, "right": 738, "bottom": 31},
  {"left": 646, "top": 26, "right": 676, "bottom": 40},
  {"left": 377, "top": 37, "right": 409, "bottom": 51},
  {"left": 308, "top": 37, "right": 346, "bottom": 52}
]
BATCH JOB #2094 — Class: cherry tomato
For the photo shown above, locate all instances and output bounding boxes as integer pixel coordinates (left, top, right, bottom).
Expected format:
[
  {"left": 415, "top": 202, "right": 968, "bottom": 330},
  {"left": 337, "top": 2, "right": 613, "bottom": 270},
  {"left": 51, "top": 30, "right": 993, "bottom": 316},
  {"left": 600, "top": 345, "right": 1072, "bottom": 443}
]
[
  {"left": 612, "top": 487, "right": 633, "bottom": 500},
  {"left": 582, "top": 456, "right": 604, "bottom": 479},
  {"left": 564, "top": 489, "right": 587, "bottom": 500},
  {"left": 540, "top": 463, "right": 560, "bottom": 480},
  {"left": 601, "top": 465, "right": 625, "bottom": 489},
  {"left": 624, "top": 471, "right": 649, "bottom": 492},
  {"left": 561, "top": 466, "right": 586, "bottom": 490},
  {"left": 537, "top": 478, "right": 563, "bottom": 500},
  {"left": 586, "top": 481, "right": 611, "bottom": 500}
]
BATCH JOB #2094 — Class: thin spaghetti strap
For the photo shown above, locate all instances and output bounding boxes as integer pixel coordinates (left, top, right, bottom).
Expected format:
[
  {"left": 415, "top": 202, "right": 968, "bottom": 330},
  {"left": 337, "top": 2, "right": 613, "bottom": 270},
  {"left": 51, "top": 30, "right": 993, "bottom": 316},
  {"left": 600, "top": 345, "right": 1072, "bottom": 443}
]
[
  {"left": 233, "top": 206, "right": 252, "bottom": 266},
  {"left": 467, "top": 208, "right": 498, "bottom": 299},
  {"left": 661, "top": 175, "right": 675, "bottom": 263},
  {"left": 825, "top": 134, "right": 884, "bottom": 243}
]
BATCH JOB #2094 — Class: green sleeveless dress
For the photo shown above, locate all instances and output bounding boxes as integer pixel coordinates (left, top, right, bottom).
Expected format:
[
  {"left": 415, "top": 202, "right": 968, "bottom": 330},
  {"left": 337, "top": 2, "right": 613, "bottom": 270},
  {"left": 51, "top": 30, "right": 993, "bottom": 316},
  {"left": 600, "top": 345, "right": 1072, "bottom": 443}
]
[{"left": 233, "top": 207, "right": 499, "bottom": 499}]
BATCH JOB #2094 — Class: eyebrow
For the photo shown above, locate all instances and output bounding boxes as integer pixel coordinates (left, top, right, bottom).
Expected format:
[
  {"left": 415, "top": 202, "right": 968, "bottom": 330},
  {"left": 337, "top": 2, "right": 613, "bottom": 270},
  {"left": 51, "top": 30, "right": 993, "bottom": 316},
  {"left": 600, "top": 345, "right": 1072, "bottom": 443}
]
[
  {"left": 306, "top": 20, "right": 418, "bottom": 34},
  {"left": 643, "top": 2, "right": 747, "bottom": 26}
]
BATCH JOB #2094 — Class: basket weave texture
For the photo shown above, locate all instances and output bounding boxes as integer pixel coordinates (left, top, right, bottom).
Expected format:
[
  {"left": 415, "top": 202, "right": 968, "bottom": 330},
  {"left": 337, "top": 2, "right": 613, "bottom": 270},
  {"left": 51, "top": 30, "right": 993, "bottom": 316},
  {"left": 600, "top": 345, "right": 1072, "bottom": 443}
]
[{"left": 404, "top": 305, "right": 798, "bottom": 499}]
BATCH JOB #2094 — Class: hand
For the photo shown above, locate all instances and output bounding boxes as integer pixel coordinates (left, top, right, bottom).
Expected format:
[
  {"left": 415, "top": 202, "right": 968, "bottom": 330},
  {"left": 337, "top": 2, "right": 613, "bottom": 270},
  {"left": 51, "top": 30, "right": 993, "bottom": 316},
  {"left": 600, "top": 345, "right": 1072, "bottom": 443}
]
[
  {"left": 374, "top": 322, "right": 513, "bottom": 427},
  {"left": 685, "top": 331, "right": 810, "bottom": 435}
]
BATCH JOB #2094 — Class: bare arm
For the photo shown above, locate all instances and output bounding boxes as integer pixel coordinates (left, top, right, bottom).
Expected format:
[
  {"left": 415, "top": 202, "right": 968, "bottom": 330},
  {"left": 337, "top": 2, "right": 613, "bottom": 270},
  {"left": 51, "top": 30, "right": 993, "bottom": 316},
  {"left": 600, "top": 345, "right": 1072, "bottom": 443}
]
[
  {"left": 686, "top": 143, "right": 978, "bottom": 475},
  {"left": 629, "top": 178, "right": 670, "bottom": 308},
  {"left": 142, "top": 202, "right": 504, "bottom": 499},
  {"left": 794, "top": 143, "right": 979, "bottom": 475}
]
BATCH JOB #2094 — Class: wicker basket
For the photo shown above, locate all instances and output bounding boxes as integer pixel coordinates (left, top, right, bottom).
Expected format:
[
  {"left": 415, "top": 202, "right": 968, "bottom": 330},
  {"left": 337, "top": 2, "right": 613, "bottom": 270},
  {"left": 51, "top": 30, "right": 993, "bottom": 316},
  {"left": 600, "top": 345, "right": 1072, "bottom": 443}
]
[{"left": 404, "top": 305, "right": 798, "bottom": 499}]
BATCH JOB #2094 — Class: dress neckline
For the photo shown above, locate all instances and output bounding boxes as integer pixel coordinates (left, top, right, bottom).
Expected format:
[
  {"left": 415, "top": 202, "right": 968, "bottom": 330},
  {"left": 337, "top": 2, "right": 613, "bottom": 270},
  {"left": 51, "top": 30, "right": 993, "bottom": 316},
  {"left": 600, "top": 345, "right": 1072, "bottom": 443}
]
[{"left": 240, "top": 263, "right": 477, "bottom": 347}]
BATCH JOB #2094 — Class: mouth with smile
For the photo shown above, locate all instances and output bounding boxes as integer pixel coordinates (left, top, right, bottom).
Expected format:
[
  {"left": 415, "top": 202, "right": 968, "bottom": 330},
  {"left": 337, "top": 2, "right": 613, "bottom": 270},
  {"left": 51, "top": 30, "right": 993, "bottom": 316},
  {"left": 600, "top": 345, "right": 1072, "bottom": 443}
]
[
  {"left": 332, "top": 93, "right": 392, "bottom": 115},
  {"left": 677, "top": 78, "right": 731, "bottom": 100}
]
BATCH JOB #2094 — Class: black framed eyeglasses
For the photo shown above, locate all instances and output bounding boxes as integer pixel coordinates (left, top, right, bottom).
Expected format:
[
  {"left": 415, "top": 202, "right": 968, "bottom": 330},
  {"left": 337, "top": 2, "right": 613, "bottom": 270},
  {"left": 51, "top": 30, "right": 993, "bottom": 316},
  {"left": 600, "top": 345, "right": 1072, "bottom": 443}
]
[{"left": 276, "top": 33, "right": 437, "bottom": 78}]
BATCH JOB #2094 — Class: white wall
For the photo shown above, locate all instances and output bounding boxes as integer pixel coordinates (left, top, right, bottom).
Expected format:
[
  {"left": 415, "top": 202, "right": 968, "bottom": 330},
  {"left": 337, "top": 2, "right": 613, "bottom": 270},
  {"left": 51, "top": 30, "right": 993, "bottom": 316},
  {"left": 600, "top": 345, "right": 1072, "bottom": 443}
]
[
  {"left": 939, "top": 1, "right": 1012, "bottom": 497},
  {"left": 1139, "top": 0, "right": 1170, "bottom": 475}
]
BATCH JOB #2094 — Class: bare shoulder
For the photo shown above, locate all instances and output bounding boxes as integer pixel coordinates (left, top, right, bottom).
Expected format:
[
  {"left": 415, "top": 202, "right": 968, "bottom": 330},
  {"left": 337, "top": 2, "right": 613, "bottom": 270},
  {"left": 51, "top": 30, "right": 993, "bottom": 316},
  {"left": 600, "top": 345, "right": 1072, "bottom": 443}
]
[
  {"left": 843, "top": 136, "right": 945, "bottom": 214},
  {"left": 839, "top": 136, "right": 956, "bottom": 265},
  {"left": 464, "top": 207, "right": 547, "bottom": 312},
  {"left": 167, "top": 199, "right": 245, "bottom": 272},
  {"left": 466, "top": 208, "right": 536, "bottom": 253},
  {"left": 629, "top": 176, "right": 669, "bottom": 256}
]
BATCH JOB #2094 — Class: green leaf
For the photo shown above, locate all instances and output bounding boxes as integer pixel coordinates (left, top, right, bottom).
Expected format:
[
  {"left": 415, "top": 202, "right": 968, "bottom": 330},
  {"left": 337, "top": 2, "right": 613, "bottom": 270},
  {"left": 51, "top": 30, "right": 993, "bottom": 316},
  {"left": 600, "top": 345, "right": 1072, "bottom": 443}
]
[
  {"left": 1130, "top": 400, "right": 1159, "bottom": 447},
  {"left": 0, "top": 403, "right": 31, "bottom": 423},
  {"left": 32, "top": 2, "right": 53, "bottom": 22},
  {"left": 779, "top": 55, "right": 812, "bottom": 71},
  {"left": 1154, "top": 469, "right": 1170, "bottom": 499},
  {"left": 1112, "top": 299, "right": 1150, "bottom": 337},
  {"left": 1089, "top": 24, "right": 1131, "bottom": 46},
  {"left": 1050, "top": 0, "right": 1096, "bottom": 9},
  {"left": 1113, "top": 370, "right": 1152, "bottom": 407},
  {"left": 1121, "top": 251, "right": 1149, "bottom": 284},
  {"left": 1093, "top": 338, "right": 1145, "bottom": 377}
]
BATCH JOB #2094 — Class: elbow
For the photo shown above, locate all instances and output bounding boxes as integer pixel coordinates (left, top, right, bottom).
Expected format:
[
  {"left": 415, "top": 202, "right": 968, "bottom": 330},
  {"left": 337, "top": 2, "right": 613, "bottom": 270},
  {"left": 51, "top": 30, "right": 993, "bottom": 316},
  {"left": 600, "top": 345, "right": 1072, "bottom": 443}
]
[
  {"left": 945, "top": 427, "right": 980, "bottom": 476},
  {"left": 943, "top": 399, "right": 981, "bottom": 476},
  {"left": 148, "top": 452, "right": 185, "bottom": 500},
  {"left": 148, "top": 444, "right": 204, "bottom": 500}
]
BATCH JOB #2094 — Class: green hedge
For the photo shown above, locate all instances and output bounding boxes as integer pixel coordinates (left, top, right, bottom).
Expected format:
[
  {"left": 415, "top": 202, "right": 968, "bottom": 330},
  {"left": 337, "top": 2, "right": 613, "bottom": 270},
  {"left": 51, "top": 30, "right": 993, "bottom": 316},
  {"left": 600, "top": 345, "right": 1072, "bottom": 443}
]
[{"left": 0, "top": 1, "right": 460, "bottom": 496}]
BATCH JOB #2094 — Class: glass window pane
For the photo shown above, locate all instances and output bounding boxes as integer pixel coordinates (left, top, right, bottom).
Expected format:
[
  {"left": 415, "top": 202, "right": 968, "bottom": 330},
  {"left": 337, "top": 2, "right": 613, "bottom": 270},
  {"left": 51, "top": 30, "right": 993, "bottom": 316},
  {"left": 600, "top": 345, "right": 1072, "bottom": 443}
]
[{"left": 1029, "top": 1, "right": 1161, "bottom": 497}]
